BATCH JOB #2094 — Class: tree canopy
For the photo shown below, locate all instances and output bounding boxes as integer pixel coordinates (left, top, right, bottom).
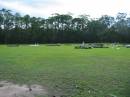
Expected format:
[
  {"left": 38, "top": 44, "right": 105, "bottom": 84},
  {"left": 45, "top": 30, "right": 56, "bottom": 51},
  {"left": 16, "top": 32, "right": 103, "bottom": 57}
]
[{"left": 0, "top": 8, "right": 130, "bottom": 44}]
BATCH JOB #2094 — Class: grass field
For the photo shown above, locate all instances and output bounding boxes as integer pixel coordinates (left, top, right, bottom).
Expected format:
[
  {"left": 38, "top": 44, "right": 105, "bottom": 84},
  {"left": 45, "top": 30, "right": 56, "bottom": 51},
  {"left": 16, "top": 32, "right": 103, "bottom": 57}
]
[{"left": 0, "top": 44, "right": 130, "bottom": 97}]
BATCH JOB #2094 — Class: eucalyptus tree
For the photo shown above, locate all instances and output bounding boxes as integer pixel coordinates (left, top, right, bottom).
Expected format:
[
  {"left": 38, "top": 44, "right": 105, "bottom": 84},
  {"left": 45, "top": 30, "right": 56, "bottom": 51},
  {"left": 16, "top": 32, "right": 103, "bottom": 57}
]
[
  {"left": 0, "top": 8, "right": 6, "bottom": 29},
  {"left": 57, "top": 14, "right": 72, "bottom": 30},
  {"left": 114, "top": 13, "right": 128, "bottom": 42},
  {"left": 115, "top": 13, "right": 127, "bottom": 30},
  {"left": 99, "top": 15, "right": 115, "bottom": 28},
  {"left": 47, "top": 16, "right": 56, "bottom": 29},
  {"left": 0, "top": 10, "right": 4, "bottom": 43},
  {"left": 72, "top": 18, "right": 85, "bottom": 30},
  {"left": 14, "top": 13, "right": 21, "bottom": 28},
  {"left": 98, "top": 15, "right": 115, "bottom": 41},
  {"left": 0, "top": 9, "right": 14, "bottom": 43},
  {"left": 0, "top": 9, "right": 4, "bottom": 29},
  {"left": 49, "top": 13, "right": 73, "bottom": 30},
  {"left": 23, "top": 15, "right": 31, "bottom": 30},
  {"left": 78, "top": 14, "right": 90, "bottom": 29},
  {"left": 0, "top": 8, "right": 14, "bottom": 30},
  {"left": 87, "top": 19, "right": 108, "bottom": 42}
]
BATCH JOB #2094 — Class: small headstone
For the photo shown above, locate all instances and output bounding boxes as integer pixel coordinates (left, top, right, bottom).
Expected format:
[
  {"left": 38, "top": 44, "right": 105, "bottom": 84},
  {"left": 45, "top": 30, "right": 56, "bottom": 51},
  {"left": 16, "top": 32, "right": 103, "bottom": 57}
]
[{"left": 81, "top": 41, "right": 85, "bottom": 47}]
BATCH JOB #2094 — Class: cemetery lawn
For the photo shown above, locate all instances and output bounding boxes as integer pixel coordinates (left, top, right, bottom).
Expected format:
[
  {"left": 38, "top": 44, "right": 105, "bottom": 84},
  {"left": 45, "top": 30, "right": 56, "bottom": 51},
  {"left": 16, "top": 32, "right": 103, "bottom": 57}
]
[{"left": 0, "top": 44, "right": 130, "bottom": 97}]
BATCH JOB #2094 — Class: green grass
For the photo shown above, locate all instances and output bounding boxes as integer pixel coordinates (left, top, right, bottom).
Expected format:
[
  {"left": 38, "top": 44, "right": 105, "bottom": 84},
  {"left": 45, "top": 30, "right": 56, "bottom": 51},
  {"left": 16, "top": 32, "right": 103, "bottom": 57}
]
[{"left": 0, "top": 45, "right": 130, "bottom": 97}]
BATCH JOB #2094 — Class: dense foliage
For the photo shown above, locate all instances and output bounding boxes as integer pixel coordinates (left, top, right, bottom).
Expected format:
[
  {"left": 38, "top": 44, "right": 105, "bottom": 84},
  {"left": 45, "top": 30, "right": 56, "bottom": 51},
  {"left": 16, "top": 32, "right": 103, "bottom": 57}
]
[{"left": 0, "top": 8, "right": 130, "bottom": 44}]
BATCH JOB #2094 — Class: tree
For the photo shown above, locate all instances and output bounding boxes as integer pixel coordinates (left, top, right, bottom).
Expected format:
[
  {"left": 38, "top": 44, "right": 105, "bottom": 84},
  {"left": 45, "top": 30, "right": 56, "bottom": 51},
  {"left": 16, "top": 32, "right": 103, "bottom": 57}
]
[
  {"left": 23, "top": 15, "right": 31, "bottom": 29},
  {"left": 0, "top": 8, "right": 130, "bottom": 44},
  {"left": 99, "top": 15, "right": 114, "bottom": 28}
]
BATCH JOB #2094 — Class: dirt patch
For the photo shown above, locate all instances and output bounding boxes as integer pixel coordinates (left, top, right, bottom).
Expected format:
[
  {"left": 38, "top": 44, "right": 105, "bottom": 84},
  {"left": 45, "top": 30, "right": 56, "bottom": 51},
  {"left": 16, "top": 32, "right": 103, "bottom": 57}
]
[{"left": 0, "top": 81, "right": 48, "bottom": 97}]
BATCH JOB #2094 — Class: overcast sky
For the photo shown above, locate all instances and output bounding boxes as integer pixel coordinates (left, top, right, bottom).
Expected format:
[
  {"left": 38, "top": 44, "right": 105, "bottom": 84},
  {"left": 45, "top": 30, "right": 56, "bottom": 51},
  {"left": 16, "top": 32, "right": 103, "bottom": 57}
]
[{"left": 0, "top": 0, "right": 130, "bottom": 18}]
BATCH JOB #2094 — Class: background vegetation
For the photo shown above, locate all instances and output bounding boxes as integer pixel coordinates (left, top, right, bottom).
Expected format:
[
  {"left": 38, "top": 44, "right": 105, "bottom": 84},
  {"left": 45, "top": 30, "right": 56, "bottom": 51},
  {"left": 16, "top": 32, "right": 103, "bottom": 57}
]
[{"left": 0, "top": 8, "right": 130, "bottom": 44}]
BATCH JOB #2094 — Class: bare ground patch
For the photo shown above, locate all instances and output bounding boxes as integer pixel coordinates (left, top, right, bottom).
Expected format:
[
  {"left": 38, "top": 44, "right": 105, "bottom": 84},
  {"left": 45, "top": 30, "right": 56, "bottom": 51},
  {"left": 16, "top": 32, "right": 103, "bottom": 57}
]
[{"left": 0, "top": 81, "right": 48, "bottom": 97}]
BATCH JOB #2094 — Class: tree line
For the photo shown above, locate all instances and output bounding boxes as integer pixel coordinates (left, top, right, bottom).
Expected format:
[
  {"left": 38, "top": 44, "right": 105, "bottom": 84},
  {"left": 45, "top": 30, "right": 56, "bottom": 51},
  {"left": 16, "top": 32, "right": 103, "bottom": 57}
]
[{"left": 0, "top": 8, "right": 130, "bottom": 44}]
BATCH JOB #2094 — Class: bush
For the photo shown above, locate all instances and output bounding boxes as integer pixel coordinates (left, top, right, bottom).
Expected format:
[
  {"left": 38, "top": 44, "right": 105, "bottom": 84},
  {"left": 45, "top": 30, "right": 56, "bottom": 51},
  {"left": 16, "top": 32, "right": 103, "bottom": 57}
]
[
  {"left": 126, "top": 45, "right": 130, "bottom": 48},
  {"left": 7, "top": 44, "right": 19, "bottom": 47},
  {"left": 46, "top": 44, "right": 61, "bottom": 46},
  {"left": 75, "top": 45, "right": 92, "bottom": 49},
  {"left": 91, "top": 43, "right": 109, "bottom": 48}
]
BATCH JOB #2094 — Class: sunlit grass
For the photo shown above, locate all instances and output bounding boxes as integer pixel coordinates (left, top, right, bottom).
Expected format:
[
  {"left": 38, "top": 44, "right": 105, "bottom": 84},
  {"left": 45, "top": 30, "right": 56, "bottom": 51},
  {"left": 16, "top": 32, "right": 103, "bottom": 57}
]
[{"left": 0, "top": 45, "right": 130, "bottom": 97}]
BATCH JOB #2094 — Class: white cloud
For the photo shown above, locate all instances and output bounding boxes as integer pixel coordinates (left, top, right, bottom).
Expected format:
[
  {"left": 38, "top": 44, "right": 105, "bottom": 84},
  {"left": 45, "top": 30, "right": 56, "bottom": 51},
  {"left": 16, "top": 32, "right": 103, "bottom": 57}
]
[{"left": 0, "top": 0, "right": 130, "bottom": 18}]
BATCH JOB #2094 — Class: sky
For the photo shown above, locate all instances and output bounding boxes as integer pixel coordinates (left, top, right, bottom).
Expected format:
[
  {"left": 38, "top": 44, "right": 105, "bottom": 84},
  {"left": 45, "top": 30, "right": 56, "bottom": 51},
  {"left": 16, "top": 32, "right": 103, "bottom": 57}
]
[{"left": 0, "top": 0, "right": 130, "bottom": 18}]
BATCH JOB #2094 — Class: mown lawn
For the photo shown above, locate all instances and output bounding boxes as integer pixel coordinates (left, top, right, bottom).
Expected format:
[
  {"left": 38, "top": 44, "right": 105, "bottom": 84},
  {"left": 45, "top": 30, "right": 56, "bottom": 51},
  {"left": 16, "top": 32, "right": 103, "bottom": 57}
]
[{"left": 0, "top": 44, "right": 130, "bottom": 97}]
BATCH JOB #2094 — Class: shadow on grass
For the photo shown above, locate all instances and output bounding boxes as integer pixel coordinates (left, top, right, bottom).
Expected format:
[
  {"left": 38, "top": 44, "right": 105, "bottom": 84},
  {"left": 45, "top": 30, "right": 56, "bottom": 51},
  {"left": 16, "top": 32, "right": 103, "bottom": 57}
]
[{"left": 121, "top": 80, "right": 130, "bottom": 97}]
